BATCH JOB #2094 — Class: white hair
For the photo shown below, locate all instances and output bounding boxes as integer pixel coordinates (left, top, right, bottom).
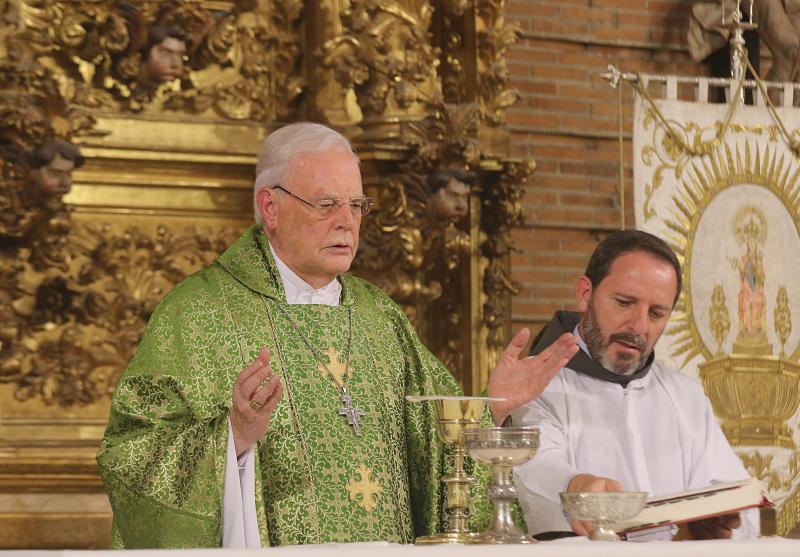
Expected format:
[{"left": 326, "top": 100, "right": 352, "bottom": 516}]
[{"left": 253, "top": 122, "right": 357, "bottom": 226}]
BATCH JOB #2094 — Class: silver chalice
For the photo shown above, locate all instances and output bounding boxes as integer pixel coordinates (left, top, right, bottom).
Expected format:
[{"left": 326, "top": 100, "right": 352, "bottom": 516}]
[
  {"left": 559, "top": 491, "right": 648, "bottom": 541},
  {"left": 462, "top": 427, "right": 540, "bottom": 544}
]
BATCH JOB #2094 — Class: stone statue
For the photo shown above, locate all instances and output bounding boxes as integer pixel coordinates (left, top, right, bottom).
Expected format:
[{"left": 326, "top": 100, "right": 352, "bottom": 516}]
[{"left": 689, "top": 0, "right": 800, "bottom": 85}]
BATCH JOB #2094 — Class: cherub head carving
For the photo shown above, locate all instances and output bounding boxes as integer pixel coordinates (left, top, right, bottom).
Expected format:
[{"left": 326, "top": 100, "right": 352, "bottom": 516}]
[
  {"left": 140, "top": 25, "right": 189, "bottom": 85},
  {"left": 424, "top": 168, "right": 476, "bottom": 224},
  {"left": 27, "top": 140, "right": 85, "bottom": 201}
]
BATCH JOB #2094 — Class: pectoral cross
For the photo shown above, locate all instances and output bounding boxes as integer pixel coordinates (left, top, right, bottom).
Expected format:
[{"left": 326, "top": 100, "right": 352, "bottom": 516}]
[{"left": 339, "top": 388, "right": 365, "bottom": 436}]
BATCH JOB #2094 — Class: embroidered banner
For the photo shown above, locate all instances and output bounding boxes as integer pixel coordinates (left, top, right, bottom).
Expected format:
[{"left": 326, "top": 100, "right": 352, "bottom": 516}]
[{"left": 633, "top": 79, "right": 800, "bottom": 535}]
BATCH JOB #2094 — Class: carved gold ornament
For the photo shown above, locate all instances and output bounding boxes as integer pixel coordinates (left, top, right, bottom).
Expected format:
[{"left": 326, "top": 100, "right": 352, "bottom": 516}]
[
  {"left": 320, "top": 0, "right": 442, "bottom": 124},
  {"left": 1, "top": 223, "right": 240, "bottom": 406},
  {"left": 1, "top": 1, "right": 529, "bottom": 406},
  {"left": 474, "top": 0, "right": 521, "bottom": 126},
  {"left": 9, "top": 1, "right": 304, "bottom": 118},
  {"left": 352, "top": 101, "right": 530, "bottom": 390},
  {"left": 0, "top": 64, "right": 97, "bottom": 242}
]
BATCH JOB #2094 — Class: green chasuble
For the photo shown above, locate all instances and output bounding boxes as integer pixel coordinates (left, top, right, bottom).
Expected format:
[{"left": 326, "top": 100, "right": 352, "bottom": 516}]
[{"left": 97, "top": 225, "right": 493, "bottom": 548}]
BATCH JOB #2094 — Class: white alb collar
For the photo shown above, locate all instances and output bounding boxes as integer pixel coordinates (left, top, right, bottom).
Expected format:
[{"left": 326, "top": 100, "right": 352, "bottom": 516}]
[
  {"left": 573, "top": 324, "right": 590, "bottom": 357},
  {"left": 268, "top": 241, "right": 341, "bottom": 306}
]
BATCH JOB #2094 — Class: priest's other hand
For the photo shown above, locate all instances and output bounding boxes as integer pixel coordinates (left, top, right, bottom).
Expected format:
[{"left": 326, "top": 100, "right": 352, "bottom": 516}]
[
  {"left": 230, "top": 346, "right": 284, "bottom": 457},
  {"left": 487, "top": 329, "right": 578, "bottom": 425},
  {"left": 687, "top": 513, "right": 741, "bottom": 540},
  {"left": 566, "top": 474, "right": 625, "bottom": 537}
]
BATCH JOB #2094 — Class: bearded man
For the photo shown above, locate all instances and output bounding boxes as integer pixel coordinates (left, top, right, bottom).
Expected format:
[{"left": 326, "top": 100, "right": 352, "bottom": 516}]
[
  {"left": 512, "top": 230, "right": 759, "bottom": 541},
  {"left": 97, "top": 122, "right": 577, "bottom": 548}
]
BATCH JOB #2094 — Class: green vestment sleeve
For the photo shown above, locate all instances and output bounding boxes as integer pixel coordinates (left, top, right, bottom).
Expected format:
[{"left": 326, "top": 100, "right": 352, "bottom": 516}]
[{"left": 97, "top": 272, "right": 240, "bottom": 548}]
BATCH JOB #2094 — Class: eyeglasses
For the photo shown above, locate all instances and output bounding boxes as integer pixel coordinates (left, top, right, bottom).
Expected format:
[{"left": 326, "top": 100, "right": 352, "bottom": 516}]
[{"left": 271, "top": 185, "right": 374, "bottom": 218}]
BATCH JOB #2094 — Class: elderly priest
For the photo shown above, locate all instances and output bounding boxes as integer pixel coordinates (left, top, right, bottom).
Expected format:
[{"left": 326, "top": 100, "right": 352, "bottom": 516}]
[{"left": 97, "top": 122, "right": 578, "bottom": 548}]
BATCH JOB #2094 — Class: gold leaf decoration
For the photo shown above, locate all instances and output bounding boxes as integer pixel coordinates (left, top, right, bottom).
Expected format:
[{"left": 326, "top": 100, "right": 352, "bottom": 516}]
[
  {"left": 476, "top": 0, "right": 520, "bottom": 125},
  {"left": 775, "top": 286, "right": 792, "bottom": 357},
  {"left": 709, "top": 283, "right": 730, "bottom": 356},
  {"left": 8, "top": 0, "right": 304, "bottom": 118},
  {"left": 1, "top": 222, "right": 240, "bottom": 406},
  {"left": 319, "top": 0, "right": 442, "bottom": 121}
]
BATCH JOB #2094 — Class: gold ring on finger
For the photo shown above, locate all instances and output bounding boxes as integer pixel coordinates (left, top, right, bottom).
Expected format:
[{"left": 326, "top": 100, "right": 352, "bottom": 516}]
[{"left": 249, "top": 398, "right": 264, "bottom": 411}]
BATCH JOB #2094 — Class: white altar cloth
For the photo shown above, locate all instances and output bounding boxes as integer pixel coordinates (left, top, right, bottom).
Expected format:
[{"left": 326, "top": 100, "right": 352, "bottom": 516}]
[{"left": 3, "top": 537, "right": 800, "bottom": 557}]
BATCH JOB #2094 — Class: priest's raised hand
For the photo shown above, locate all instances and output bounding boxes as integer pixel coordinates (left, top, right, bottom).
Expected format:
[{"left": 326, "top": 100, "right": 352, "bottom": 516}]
[
  {"left": 487, "top": 328, "right": 578, "bottom": 425},
  {"left": 230, "top": 346, "right": 284, "bottom": 456}
]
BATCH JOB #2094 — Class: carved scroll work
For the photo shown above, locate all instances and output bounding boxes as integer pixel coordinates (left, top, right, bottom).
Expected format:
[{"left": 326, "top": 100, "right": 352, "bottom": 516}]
[
  {"left": 8, "top": 0, "right": 304, "bottom": 118},
  {"left": 319, "top": 0, "right": 443, "bottom": 129},
  {"left": 351, "top": 102, "right": 530, "bottom": 393},
  {"left": 1, "top": 223, "right": 240, "bottom": 406}
]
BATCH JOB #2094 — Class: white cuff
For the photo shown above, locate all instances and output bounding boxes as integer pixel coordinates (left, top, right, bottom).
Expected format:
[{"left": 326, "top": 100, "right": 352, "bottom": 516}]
[{"left": 222, "top": 418, "right": 261, "bottom": 548}]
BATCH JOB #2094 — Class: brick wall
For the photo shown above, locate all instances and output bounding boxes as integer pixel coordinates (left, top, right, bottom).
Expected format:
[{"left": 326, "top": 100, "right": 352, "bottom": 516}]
[{"left": 505, "top": 0, "right": 714, "bottom": 337}]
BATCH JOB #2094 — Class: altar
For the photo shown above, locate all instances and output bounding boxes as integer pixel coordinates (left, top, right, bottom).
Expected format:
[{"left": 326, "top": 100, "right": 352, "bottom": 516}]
[{"left": 4, "top": 539, "right": 800, "bottom": 557}]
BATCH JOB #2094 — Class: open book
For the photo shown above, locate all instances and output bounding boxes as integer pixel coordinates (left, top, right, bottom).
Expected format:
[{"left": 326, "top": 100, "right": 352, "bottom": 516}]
[{"left": 612, "top": 478, "right": 772, "bottom": 534}]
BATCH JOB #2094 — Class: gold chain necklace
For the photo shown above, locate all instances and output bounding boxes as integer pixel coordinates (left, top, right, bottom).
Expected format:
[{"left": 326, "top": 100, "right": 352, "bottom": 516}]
[{"left": 274, "top": 304, "right": 365, "bottom": 436}]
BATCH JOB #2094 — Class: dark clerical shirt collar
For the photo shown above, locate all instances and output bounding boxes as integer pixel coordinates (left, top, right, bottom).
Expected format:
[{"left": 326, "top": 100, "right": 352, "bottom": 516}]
[{"left": 530, "top": 310, "right": 654, "bottom": 387}]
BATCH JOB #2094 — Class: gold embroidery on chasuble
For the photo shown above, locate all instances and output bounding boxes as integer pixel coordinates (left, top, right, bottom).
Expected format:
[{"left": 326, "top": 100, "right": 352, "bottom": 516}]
[
  {"left": 241, "top": 229, "right": 458, "bottom": 543},
  {"left": 346, "top": 465, "right": 383, "bottom": 512},
  {"left": 319, "top": 345, "right": 350, "bottom": 386},
  {"left": 261, "top": 301, "right": 387, "bottom": 540}
]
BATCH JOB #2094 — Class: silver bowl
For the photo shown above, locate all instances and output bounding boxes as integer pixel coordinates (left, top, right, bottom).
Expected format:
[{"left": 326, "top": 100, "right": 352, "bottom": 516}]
[
  {"left": 463, "top": 427, "right": 539, "bottom": 544},
  {"left": 559, "top": 491, "right": 648, "bottom": 541},
  {"left": 463, "top": 426, "right": 539, "bottom": 467}
]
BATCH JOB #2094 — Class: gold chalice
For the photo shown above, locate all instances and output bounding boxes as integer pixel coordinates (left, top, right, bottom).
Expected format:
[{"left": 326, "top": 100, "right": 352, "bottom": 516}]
[
  {"left": 559, "top": 491, "right": 648, "bottom": 541},
  {"left": 407, "top": 395, "right": 498, "bottom": 544},
  {"left": 462, "top": 427, "right": 539, "bottom": 544}
]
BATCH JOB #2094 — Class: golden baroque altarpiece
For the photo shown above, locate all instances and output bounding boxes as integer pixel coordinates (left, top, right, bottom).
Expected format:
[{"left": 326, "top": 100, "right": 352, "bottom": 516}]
[{"left": 0, "top": 0, "right": 528, "bottom": 548}]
